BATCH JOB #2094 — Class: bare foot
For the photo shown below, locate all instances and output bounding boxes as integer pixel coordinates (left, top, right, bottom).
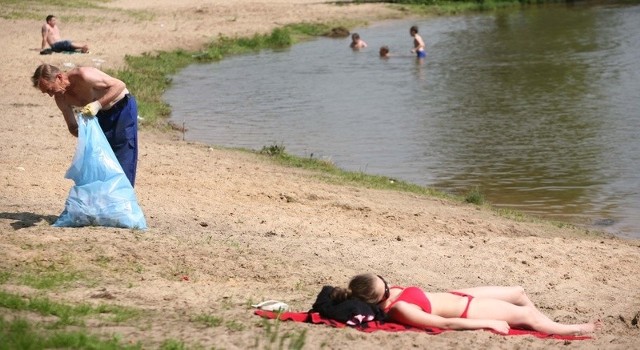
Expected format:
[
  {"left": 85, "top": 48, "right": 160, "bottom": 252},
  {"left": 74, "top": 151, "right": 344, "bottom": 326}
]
[{"left": 577, "top": 319, "right": 603, "bottom": 334}]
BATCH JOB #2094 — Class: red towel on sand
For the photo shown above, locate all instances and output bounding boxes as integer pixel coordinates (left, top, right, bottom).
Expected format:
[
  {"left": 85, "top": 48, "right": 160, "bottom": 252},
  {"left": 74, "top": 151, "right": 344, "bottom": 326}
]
[{"left": 254, "top": 310, "right": 591, "bottom": 340}]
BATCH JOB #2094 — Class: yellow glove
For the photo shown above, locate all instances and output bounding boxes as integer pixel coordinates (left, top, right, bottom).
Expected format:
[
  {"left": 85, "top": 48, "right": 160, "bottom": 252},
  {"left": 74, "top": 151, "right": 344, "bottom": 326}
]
[{"left": 81, "top": 101, "right": 102, "bottom": 116}]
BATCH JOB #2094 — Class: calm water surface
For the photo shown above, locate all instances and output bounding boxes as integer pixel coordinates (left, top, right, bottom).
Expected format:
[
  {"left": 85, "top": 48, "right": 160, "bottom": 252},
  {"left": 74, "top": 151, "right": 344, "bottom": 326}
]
[{"left": 165, "top": 4, "right": 640, "bottom": 238}]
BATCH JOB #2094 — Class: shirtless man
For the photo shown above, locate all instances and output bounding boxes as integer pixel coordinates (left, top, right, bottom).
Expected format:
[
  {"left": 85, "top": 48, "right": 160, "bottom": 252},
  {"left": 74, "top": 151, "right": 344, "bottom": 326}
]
[
  {"left": 409, "top": 25, "right": 426, "bottom": 59},
  {"left": 31, "top": 64, "right": 139, "bottom": 187},
  {"left": 349, "top": 33, "right": 367, "bottom": 50},
  {"left": 41, "top": 15, "right": 89, "bottom": 53}
]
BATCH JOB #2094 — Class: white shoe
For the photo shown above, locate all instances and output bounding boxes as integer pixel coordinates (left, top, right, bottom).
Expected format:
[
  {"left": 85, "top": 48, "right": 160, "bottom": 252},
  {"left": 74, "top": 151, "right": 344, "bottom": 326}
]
[{"left": 252, "top": 300, "right": 289, "bottom": 312}]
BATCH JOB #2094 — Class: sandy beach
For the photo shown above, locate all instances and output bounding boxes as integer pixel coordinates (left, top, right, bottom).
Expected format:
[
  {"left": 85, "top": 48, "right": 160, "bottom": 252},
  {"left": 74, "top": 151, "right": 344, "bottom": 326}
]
[{"left": 1, "top": 1, "right": 639, "bottom": 348}]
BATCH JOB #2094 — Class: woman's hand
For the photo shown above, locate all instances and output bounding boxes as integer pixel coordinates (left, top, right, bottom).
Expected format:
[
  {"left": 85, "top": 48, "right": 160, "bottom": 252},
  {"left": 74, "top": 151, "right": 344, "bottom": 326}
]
[{"left": 487, "top": 320, "right": 510, "bottom": 334}]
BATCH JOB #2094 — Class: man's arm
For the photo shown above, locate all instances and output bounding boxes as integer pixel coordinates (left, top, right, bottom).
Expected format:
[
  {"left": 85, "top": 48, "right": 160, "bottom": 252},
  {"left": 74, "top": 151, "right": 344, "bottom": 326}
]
[
  {"left": 41, "top": 24, "right": 48, "bottom": 49},
  {"left": 55, "top": 96, "right": 78, "bottom": 137}
]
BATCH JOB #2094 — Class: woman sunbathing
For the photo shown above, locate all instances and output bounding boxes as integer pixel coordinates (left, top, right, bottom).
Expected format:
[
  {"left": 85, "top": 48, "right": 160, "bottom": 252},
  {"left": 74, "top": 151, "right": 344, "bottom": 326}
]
[{"left": 330, "top": 273, "right": 602, "bottom": 335}]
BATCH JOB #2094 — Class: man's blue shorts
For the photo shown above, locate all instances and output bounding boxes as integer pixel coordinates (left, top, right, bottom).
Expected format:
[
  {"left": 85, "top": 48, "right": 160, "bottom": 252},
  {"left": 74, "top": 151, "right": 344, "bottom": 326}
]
[
  {"left": 50, "top": 40, "right": 74, "bottom": 52},
  {"left": 416, "top": 50, "right": 427, "bottom": 59},
  {"left": 96, "top": 94, "right": 139, "bottom": 187}
]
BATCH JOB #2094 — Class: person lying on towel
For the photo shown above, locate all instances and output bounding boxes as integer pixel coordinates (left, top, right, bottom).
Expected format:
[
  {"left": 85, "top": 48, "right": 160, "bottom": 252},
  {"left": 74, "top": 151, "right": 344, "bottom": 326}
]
[{"left": 329, "top": 273, "right": 602, "bottom": 335}]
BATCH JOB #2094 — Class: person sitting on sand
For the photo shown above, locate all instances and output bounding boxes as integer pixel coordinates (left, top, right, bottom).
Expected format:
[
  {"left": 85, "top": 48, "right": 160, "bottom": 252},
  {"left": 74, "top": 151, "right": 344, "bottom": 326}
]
[
  {"left": 349, "top": 33, "right": 367, "bottom": 50},
  {"left": 41, "top": 15, "right": 89, "bottom": 54},
  {"left": 330, "top": 273, "right": 602, "bottom": 335}
]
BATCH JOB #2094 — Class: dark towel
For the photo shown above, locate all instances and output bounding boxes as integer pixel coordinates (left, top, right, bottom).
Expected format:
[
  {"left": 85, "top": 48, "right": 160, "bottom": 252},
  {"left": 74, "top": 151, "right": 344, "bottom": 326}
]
[{"left": 311, "top": 285, "right": 386, "bottom": 325}]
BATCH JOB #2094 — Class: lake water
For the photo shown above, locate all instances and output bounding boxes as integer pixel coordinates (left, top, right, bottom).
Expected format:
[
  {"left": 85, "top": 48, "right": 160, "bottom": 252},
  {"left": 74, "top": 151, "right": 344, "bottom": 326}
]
[{"left": 165, "top": 3, "right": 640, "bottom": 238}]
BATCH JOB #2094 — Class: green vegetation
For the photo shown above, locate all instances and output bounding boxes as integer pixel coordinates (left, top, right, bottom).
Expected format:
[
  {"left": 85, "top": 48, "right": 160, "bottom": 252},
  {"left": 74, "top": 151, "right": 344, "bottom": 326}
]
[
  {"left": 159, "top": 339, "right": 188, "bottom": 350},
  {"left": 259, "top": 143, "right": 449, "bottom": 198},
  {"left": 4, "top": 258, "right": 88, "bottom": 290},
  {"left": 351, "top": 0, "right": 588, "bottom": 15},
  {"left": 0, "top": 272, "right": 10, "bottom": 284},
  {"left": 19, "top": 271, "right": 83, "bottom": 290},
  {"left": 0, "top": 316, "right": 142, "bottom": 350},
  {"left": 256, "top": 317, "right": 306, "bottom": 350},
  {"left": 191, "top": 313, "right": 223, "bottom": 327},
  {"left": 0, "top": 0, "right": 151, "bottom": 22},
  {"left": 225, "top": 319, "right": 246, "bottom": 332},
  {"left": 0, "top": 290, "right": 139, "bottom": 326},
  {"left": 0, "top": 0, "right": 106, "bottom": 8},
  {"left": 464, "top": 186, "right": 485, "bottom": 205},
  {"left": 0, "top": 289, "right": 144, "bottom": 348}
]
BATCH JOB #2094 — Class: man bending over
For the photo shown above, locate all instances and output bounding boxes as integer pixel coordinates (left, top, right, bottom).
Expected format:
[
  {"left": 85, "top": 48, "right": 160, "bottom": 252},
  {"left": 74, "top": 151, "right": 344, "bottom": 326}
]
[{"left": 32, "top": 64, "right": 139, "bottom": 187}]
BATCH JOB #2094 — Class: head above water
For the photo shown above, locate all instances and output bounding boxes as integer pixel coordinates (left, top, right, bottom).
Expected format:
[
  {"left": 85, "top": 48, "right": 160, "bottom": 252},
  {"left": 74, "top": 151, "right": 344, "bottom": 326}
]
[
  {"left": 379, "top": 46, "right": 390, "bottom": 57},
  {"left": 410, "top": 25, "right": 419, "bottom": 35},
  {"left": 351, "top": 33, "right": 360, "bottom": 41}
]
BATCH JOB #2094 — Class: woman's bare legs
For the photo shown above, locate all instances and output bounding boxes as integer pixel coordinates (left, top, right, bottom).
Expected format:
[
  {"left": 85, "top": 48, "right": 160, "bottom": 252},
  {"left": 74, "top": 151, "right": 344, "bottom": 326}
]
[
  {"left": 466, "top": 297, "right": 601, "bottom": 335},
  {"left": 449, "top": 286, "right": 588, "bottom": 330}
]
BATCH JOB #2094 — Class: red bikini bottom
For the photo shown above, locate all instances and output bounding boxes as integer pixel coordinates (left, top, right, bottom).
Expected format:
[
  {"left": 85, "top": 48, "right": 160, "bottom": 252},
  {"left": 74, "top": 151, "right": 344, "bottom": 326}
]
[{"left": 449, "top": 291, "right": 474, "bottom": 318}]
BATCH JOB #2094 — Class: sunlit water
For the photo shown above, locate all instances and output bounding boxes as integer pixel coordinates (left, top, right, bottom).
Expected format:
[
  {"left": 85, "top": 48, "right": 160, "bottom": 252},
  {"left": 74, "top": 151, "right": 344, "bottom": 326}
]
[{"left": 165, "top": 3, "right": 640, "bottom": 238}]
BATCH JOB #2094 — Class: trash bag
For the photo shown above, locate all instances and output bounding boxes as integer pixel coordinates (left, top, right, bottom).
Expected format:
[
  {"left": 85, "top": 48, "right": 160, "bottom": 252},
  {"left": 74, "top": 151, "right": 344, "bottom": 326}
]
[{"left": 54, "top": 114, "right": 147, "bottom": 229}]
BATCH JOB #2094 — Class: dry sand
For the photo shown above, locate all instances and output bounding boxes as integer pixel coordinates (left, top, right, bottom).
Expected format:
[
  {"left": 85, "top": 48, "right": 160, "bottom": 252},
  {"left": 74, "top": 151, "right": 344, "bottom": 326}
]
[{"left": 1, "top": 1, "right": 638, "bottom": 349}]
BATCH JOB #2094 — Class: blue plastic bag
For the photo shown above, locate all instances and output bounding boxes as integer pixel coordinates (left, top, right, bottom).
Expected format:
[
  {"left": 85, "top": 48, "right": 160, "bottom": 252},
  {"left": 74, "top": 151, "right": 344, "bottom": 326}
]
[{"left": 54, "top": 114, "right": 147, "bottom": 229}]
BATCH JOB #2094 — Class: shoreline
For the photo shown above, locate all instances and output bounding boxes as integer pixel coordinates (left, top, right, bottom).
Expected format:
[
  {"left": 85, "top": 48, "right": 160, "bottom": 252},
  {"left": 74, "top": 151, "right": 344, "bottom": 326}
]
[{"left": 1, "top": 1, "right": 639, "bottom": 349}]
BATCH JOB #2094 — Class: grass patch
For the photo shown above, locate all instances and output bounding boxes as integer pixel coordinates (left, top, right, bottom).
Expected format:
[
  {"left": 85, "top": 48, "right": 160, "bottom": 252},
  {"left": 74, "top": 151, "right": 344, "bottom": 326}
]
[
  {"left": 256, "top": 317, "right": 306, "bottom": 350},
  {"left": 0, "top": 290, "right": 139, "bottom": 326},
  {"left": 0, "top": 0, "right": 105, "bottom": 20},
  {"left": 0, "top": 0, "right": 106, "bottom": 7},
  {"left": 464, "top": 186, "right": 485, "bottom": 205},
  {"left": 257, "top": 143, "right": 450, "bottom": 198},
  {"left": 494, "top": 207, "right": 529, "bottom": 222},
  {"left": 19, "top": 271, "right": 83, "bottom": 290},
  {"left": 225, "top": 319, "right": 246, "bottom": 332},
  {"left": 354, "top": 0, "right": 538, "bottom": 15},
  {"left": 0, "top": 272, "right": 10, "bottom": 285},
  {"left": 191, "top": 313, "right": 223, "bottom": 328},
  {"left": 0, "top": 0, "right": 152, "bottom": 22},
  {"left": 0, "top": 316, "right": 142, "bottom": 350},
  {"left": 159, "top": 339, "right": 185, "bottom": 350}
]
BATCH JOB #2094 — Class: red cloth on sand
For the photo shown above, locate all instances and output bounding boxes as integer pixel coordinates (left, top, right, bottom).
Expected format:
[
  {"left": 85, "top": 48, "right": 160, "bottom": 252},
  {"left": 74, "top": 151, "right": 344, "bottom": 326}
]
[{"left": 254, "top": 310, "right": 591, "bottom": 340}]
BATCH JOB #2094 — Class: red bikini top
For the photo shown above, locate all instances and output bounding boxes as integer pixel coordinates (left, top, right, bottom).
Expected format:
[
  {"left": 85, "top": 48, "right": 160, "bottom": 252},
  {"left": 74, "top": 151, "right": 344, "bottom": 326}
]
[{"left": 384, "top": 286, "right": 432, "bottom": 313}]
